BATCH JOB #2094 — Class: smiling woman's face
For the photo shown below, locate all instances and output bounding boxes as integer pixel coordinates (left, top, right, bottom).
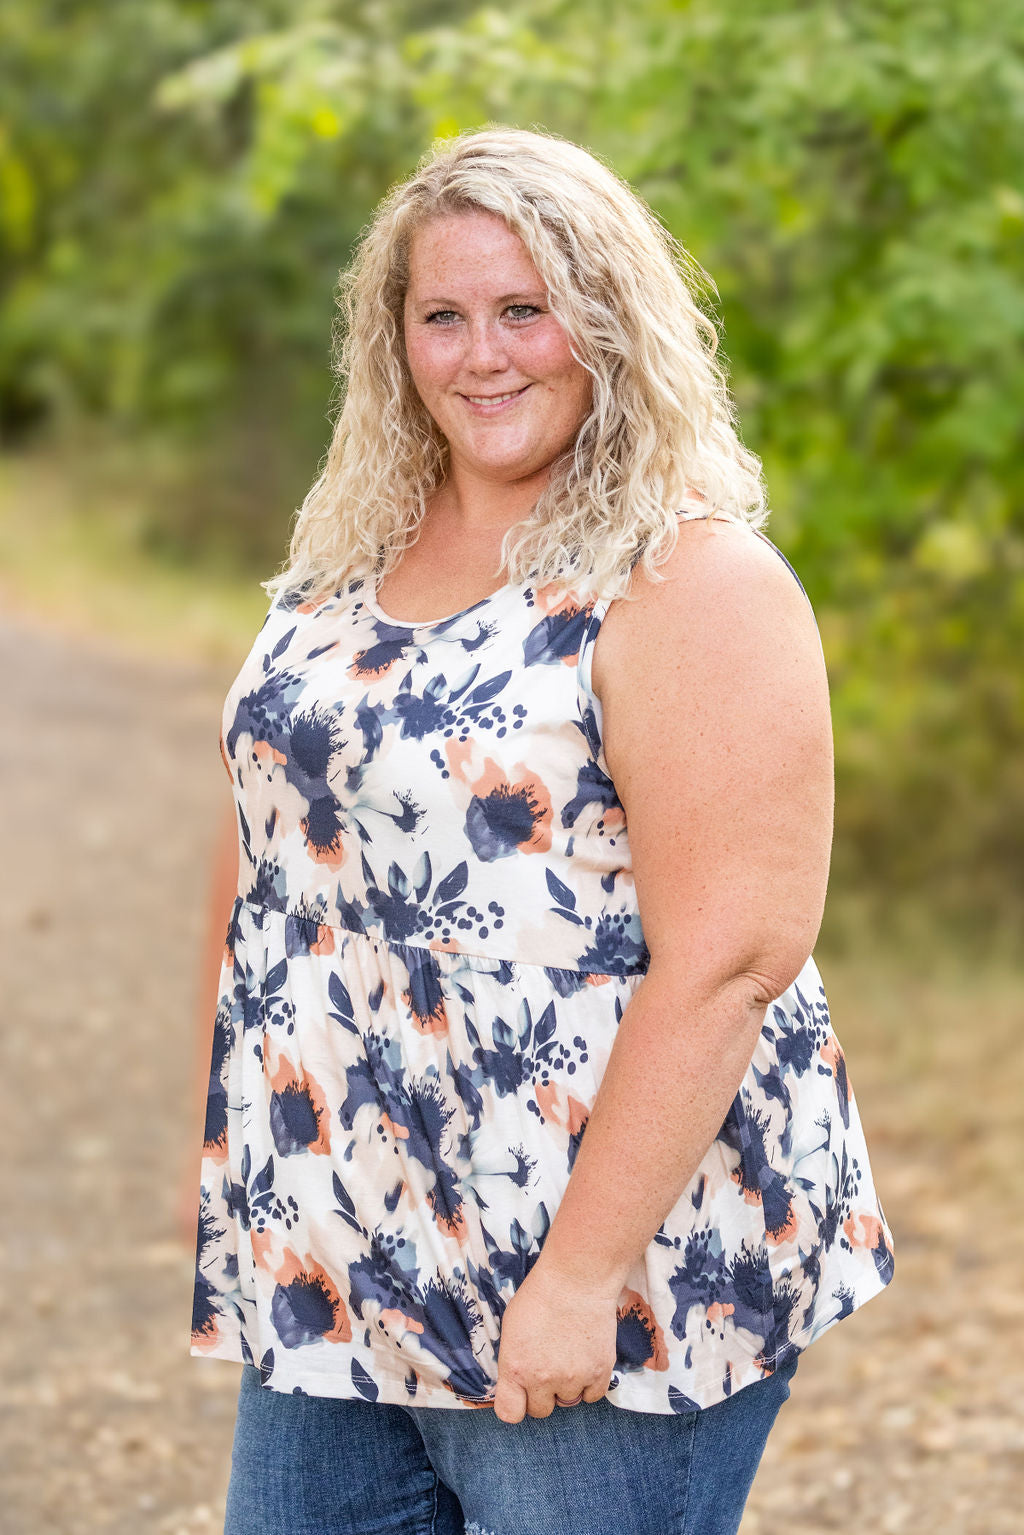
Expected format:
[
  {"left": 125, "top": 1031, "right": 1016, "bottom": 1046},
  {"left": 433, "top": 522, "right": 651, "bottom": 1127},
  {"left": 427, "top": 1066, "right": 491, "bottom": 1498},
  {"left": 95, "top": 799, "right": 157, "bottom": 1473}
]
[{"left": 402, "top": 209, "right": 593, "bottom": 491}]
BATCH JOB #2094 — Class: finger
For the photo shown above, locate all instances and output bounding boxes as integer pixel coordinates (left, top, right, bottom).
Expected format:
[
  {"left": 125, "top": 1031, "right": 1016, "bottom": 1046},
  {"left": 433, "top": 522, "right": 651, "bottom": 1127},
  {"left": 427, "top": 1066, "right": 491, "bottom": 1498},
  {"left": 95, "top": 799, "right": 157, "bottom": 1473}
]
[
  {"left": 580, "top": 1369, "right": 613, "bottom": 1405},
  {"left": 492, "top": 1377, "right": 528, "bottom": 1425},
  {"left": 526, "top": 1388, "right": 556, "bottom": 1419}
]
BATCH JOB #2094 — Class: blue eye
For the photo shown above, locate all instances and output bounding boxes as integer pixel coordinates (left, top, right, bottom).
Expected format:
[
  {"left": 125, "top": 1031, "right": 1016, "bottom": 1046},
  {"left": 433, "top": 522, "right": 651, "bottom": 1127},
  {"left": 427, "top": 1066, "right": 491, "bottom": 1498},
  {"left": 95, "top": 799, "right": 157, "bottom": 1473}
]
[{"left": 422, "top": 305, "right": 542, "bottom": 325}]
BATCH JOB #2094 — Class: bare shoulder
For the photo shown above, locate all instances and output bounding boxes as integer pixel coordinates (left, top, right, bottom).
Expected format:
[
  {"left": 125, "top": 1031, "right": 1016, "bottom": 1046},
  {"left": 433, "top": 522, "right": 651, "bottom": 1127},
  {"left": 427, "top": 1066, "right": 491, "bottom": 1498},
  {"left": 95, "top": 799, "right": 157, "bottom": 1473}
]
[
  {"left": 592, "top": 516, "right": 831, "bottom": 796},
  {"left": 591, "top": 517, "right": 820, "bottom": 702}
]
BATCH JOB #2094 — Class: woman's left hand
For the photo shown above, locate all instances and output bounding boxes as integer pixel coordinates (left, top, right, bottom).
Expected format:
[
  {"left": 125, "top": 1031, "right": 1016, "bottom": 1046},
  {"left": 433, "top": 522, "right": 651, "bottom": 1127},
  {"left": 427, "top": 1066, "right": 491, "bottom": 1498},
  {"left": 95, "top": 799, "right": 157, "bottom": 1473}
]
[{"left": 492, "top": 1254, "right": 621, "bottom": 1422}]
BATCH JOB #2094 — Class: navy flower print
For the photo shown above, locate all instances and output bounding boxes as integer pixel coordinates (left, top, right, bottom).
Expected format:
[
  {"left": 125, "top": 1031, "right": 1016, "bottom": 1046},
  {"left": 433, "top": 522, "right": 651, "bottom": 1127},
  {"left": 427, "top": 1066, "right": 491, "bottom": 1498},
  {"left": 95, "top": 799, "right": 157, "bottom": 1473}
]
[{"left": 191, "top": 538, "right": 893, "bottom": 1411}]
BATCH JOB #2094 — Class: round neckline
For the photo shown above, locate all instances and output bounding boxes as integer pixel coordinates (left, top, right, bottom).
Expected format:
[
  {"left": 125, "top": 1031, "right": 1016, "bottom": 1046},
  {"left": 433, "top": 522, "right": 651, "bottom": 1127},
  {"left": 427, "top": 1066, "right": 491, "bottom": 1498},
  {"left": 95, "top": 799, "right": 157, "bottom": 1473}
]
[
  {"left": 361, "top": 574, "right": 518, "bottom": 630},
  {"left": 358, "top": 508, "right": 731, "bottom": 628}
]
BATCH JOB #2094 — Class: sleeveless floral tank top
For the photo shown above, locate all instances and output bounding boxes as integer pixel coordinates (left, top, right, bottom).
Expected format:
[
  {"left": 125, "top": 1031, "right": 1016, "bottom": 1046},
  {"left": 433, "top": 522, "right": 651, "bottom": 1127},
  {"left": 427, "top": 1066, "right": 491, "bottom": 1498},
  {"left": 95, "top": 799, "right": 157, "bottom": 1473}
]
[{"left": 191, "top": 516, "right": 894, "bottom": 1413}]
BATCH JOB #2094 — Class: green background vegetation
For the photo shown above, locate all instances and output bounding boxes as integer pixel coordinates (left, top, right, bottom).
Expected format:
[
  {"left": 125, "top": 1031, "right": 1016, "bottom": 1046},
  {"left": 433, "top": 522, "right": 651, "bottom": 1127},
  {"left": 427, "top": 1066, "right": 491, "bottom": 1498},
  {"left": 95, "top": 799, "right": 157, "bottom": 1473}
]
[{"left": 2, "top": 0, "right": 1022, "bottom": 948}]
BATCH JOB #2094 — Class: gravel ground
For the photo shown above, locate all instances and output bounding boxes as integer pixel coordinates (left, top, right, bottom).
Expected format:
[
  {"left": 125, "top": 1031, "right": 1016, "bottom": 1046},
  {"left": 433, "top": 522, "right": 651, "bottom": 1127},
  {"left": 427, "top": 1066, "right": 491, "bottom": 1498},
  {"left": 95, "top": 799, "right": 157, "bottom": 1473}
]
[{"left": 3, "top": 609, "right": 1021, "bottom": 1534}]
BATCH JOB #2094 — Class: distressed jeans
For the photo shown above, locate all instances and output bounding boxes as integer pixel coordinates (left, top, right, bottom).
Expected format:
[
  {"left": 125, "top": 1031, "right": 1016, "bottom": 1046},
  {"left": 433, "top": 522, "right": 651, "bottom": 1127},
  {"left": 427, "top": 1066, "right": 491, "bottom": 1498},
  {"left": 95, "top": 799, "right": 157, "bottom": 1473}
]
[{"left": 224, "top": 1353, "right": 798, "bottom": 1535}]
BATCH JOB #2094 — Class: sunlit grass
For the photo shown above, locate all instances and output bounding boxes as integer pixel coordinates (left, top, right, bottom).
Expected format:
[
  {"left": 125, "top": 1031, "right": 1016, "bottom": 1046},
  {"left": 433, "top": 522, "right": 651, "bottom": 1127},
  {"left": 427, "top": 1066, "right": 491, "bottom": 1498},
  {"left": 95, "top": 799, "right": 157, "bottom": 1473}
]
[
  {"left": 824, "top": 950, "right": 1020, "bottom": 1196},
  {"left": 0, "top": 443, "right": 270, "bottom": 665}
]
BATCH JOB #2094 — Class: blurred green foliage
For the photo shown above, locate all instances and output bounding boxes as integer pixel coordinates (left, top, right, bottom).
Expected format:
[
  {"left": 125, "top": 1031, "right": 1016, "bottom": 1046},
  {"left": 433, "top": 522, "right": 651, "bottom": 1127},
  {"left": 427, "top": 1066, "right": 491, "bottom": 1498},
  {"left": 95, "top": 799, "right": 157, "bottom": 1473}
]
[{"left": 2, "top": 0, "right": 1022, "bottom": 941}]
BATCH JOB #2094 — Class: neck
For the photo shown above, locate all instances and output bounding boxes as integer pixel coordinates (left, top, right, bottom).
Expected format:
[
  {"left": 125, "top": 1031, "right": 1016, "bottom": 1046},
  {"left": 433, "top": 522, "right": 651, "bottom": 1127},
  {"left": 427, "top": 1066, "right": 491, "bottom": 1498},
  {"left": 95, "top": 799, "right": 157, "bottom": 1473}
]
[{"left": 437, "top": 454, "right": 552, "bottom": 532}]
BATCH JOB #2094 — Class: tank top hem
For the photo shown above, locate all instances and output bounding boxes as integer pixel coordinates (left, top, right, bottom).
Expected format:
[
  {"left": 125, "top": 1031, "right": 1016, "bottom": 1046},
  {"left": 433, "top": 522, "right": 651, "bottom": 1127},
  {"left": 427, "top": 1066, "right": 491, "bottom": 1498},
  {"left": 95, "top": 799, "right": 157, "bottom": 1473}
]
[{"left": 190, "top": 1253, "right": 893, "bottom": 1415}]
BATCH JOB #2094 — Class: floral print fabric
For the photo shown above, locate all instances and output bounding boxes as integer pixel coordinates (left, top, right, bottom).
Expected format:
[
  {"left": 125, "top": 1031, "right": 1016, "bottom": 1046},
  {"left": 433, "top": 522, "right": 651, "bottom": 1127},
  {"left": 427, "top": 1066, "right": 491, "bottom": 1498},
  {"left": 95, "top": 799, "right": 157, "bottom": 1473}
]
[{"left": 191, "top": 536, "right": 894, "bottom": 1413}]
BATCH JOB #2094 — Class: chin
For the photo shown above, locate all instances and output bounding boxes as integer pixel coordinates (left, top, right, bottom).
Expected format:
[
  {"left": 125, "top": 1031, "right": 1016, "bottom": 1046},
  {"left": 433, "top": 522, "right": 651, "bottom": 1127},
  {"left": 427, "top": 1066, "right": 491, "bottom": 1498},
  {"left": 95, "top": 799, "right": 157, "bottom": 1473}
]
[
  {"left": 464, "top": 434, "right": 556, "bottom": 472},
  {"left": 474, "top": 454, "right": 549, "bottom": 482}
]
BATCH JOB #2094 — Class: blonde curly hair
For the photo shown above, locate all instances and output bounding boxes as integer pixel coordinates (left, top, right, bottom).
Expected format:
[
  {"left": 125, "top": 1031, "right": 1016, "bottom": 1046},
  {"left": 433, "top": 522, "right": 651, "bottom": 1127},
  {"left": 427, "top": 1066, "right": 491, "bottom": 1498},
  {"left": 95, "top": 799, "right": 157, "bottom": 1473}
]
[{"left": 265, "top": 125, "right": 767, "bottom": 606}]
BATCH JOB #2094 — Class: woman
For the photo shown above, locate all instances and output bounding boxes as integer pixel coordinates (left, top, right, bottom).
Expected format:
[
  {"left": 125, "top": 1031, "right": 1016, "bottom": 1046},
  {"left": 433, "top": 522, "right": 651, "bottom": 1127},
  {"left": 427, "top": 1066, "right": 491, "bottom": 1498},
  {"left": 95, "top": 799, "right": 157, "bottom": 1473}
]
[{"left": 190, "top": 126, "right": 894, "bottom": 1534}]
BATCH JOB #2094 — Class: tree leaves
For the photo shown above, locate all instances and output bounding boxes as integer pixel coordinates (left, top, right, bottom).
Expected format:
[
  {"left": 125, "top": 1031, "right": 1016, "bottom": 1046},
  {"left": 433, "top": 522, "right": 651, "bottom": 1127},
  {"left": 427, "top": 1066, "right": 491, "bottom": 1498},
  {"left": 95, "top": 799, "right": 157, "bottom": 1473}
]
[{"left": 3, "top": 0, "right": 1022, "bottom": 932}]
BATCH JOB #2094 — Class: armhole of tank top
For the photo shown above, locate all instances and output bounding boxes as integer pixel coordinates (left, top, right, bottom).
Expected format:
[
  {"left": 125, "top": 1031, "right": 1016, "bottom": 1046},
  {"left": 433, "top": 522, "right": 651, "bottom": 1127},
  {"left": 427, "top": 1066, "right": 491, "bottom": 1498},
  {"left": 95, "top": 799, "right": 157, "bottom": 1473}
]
[
  {"left": 576, "top": 514, "right": 746, "bottom": 776},
  {"left": 679, "top": 511, "right": 818, "bottom": 622},
  {"left": 748, "top": 527, "right": 814, "bottom": 610},
  {"left": 576, "top": 516, "right": 819, "bottom": 772},
  {"left": 576, "top": 595, "right": 614, "bottom": 778}
]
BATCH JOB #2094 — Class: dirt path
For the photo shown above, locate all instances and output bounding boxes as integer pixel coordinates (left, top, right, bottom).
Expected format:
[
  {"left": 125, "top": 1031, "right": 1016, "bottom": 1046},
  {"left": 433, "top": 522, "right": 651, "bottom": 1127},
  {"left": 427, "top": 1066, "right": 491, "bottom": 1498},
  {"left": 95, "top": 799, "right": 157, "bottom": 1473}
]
[{"left": 3, "top": 610, "right": 1021, "bottom": 1533}]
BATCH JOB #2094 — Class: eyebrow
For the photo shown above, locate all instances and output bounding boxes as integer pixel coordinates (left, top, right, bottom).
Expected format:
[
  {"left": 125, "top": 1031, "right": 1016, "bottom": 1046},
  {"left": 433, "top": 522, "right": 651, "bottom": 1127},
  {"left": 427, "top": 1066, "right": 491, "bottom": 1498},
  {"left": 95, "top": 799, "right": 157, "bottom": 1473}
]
[{"left": 412, "top": 292, "right": 546, "bottom": 307}]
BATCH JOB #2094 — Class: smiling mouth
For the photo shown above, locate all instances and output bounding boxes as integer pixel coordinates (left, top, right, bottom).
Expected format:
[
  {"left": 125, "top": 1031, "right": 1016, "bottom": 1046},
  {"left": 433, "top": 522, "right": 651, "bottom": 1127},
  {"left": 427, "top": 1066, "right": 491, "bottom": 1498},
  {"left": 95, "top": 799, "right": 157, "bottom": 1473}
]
[{"left": 461, "top": 385, "right": 530, "bottom": 406}]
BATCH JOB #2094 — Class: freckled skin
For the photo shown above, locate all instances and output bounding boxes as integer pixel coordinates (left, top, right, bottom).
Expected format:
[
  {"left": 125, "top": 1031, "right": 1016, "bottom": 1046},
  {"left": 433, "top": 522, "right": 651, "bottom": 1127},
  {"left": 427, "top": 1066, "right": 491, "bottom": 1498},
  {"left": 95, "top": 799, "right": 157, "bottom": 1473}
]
[
  {"left": 376, "top": 210, "right": 592, "bottom": 624},
  {"left": 402, "top": 209, "right": 593, "bottom": 532}
]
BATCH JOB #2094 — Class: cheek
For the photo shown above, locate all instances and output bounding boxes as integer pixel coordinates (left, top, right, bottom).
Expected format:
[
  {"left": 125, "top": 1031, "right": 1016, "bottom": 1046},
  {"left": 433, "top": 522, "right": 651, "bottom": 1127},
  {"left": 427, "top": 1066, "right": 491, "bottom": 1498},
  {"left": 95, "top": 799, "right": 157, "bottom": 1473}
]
[
  {"left": 527, "top": 330, "right": 590, "bottom": 404},
  {"left": 404, "top": 331, "right": 450, "bottom": 397},
  {"left": 548, "top": 352, "right": 592, "bottom": 421}
]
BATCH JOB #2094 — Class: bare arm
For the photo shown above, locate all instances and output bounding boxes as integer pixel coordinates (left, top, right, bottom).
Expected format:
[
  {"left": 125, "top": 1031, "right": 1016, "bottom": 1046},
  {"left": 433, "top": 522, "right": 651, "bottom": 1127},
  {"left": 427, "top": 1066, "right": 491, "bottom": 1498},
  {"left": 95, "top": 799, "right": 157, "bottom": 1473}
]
[
  {"left": 541, "top": 517, "right": 833, "bottom": 1289},
  {"left": 175, "top": 800, "right": 239, "bottom": 1245},
  {"left": 492, "top": 518, "right": 833, "bottom": 1418}
]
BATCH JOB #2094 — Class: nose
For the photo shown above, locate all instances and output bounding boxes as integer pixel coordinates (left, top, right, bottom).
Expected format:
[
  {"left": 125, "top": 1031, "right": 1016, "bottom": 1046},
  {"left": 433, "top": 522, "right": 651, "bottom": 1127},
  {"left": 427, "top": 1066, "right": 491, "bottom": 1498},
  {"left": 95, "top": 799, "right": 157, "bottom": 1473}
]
[{"left": 463, "top": 318, "right": 509, "bottom": 375}]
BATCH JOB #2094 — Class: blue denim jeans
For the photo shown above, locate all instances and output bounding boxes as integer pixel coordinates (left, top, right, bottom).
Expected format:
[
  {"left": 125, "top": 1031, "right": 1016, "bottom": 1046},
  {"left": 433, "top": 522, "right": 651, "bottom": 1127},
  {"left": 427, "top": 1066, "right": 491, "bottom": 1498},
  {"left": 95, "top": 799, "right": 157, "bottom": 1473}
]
[{"left": 224, "top": 1353, "right": 798, "bottom": 1534}]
